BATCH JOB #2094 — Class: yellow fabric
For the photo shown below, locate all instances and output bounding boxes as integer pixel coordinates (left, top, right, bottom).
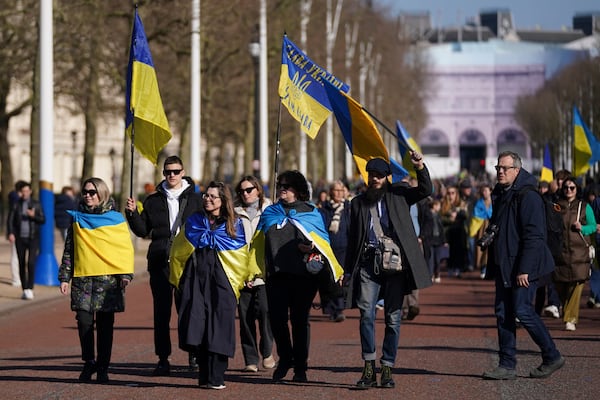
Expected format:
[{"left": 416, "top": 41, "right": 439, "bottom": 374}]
[{"left": 72, "top": 221, "right": 134, "bottom": 277}]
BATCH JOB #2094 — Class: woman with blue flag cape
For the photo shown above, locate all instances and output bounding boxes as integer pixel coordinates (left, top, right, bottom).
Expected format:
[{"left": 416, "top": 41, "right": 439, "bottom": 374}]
[
  {"left": 58, "top": 178, "right": 134, "bottom": 384},
  {"left": 169, "top": 181, "right": 260, "bottom": 390},
  {"left": 248, "top": 170, "right": 344, "bottom": 383}
]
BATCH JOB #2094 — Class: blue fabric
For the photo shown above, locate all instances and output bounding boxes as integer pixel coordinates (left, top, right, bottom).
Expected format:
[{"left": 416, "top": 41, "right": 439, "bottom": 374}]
[
  {"left": 185, "top": 213, "right": 246, "bottom": 251},
  {"left": 258, "top": 202, "right": 330, "bottom": 244},
  {"left": 494, "top": 277, "right": 561, "bottom": 369},
  {"left": 356, "top": 254, "right": 405, "bottom": 366}
]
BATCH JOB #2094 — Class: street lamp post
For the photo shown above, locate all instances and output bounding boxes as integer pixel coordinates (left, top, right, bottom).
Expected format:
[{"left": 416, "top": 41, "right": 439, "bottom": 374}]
[
  {"left": 248, "top": 30, "right": 260, "bottom": 178},
  {"left": 109, "top": 147, "right": 117, "bottom": 194},
  {"left": 71, "top": 130, "right": 78, "bottom": 188}
]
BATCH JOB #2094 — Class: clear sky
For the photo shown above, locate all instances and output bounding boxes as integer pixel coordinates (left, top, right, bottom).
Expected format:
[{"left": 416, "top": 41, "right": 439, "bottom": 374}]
[{"left": 377, "top": 0, "right": 598, "bottom": 30}]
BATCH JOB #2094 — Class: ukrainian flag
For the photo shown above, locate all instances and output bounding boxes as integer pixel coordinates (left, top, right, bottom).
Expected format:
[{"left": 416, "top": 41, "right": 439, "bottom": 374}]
[
  {"left": 278, "top": 35, "right": 349, "bottom": 139},
  {"left": 396, "top": 120, "right": 422, "bottom": 179},
  {"left": 573, "top": 105, "right": 600, "bottom": 177},
  {"left": 248, "top": 204, "right": 344, "bottom": 282},
  {"left": 67, "top": 210, "right": 134, "bottom": 277},
  {"left": 540, "top": 143, "right": 553, "bottom": 183},
  {"left": 323, "top": 81, "right": 389, "bottom": 183},
  {"left": 125, "top": 9, "right": 172, "bottom": 165},
  {"left": 169, "top": 214, "right": 260, "bottom": 300},
  {"left": 390, "top": 158, "right": 409, "bottom": 183}
]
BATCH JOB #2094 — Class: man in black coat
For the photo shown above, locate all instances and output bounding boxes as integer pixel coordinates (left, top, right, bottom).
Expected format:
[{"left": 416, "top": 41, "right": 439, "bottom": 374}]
[
  {"left": 482, "top": 151, "right": 564, "bottom": 380},
  {"left": 125, "top": 155, "right": 203, "bottom": 376},
  {"left": 345, "top": 153, "right": 432, "bottom": 389}
]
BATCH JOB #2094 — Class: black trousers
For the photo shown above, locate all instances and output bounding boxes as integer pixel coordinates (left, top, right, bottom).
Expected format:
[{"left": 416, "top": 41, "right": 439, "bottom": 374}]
[
  {"left": 266, "top": 274, "right": 318, "bottom": 373},
  {"left": 76, "top": 310, "right": 115, "bottom": 369},
  {"left": 149, "top": 268, "right": 174, "bottom": 360},
  {"left": 15, "top": 237, "right": 39, "bottom": 290},
  {"left": 196, "top": 347, "right": 228, "bottom": 386},
  {"left": 238, "top": 285, "right": 273, "bottom": 365}
]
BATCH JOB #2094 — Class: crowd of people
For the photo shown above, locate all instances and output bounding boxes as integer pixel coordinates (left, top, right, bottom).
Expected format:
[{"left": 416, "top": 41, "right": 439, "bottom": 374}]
[{"left": 5, "top": 149, "right": 599, "bottom": 389}]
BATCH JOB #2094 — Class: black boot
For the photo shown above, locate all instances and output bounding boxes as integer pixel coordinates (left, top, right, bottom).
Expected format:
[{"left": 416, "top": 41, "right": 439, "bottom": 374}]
[
  {"left": 96, "top": 366, "right": 109, "bottom": 384},
  {"left": 356, "top": 360, "right": 377, "bottom": 389},
  {"left": 78, "top": 360, "right": 97, "bottom": 382},
  {"left": 380, "top": 365, "right": 395, "bottom": 388}
]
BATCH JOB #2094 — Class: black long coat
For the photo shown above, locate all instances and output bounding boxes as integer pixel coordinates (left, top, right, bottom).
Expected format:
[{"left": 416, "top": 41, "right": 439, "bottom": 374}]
[{"left": 344, "top": 166, "right": 434, "bottom": 309}]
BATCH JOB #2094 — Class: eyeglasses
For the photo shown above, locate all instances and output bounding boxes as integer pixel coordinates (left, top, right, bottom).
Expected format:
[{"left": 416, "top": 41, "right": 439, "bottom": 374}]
[
  {"left": 163, "top": 169, "right": 183, "bottom": 176},
  {"left": 82, "top": 189, "right": 97, "bottom": 197},
  {"left": 494, "top": 165, "right": 517, "bottom": 172},
  {"left": 277, "top": 183, "right": 292, "bottom": 190},
  {"left": 238, "top": 187, "right": 256, "bottom": 194},
  {"left": 203, "top": 193, "right": 221, "bottom": 201},
  {"left": 564, "top": 185, "right": 577, "bottom": 191}
]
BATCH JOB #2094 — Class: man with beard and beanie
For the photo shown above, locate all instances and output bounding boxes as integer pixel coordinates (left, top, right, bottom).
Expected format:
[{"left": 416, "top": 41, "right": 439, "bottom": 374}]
[
  {"left": 345, "top": 153, "right": 433, "bottom": 389},
  {"left": 482, "top": 151, "right": 564, "bottom": 380},
  {"left": 125, "top": 155, "right": 203, "bottom": 376}
]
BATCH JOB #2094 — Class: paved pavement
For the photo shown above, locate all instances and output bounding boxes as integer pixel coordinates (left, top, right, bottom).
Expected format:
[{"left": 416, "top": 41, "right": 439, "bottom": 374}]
[{"left": 0, "top": 233, "right": 599, "bottom": 399}]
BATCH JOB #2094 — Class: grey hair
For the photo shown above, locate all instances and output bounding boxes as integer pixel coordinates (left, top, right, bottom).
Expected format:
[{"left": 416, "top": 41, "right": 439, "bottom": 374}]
[{"left": 498, "top": 151, "right": 522, "bottom": 168}]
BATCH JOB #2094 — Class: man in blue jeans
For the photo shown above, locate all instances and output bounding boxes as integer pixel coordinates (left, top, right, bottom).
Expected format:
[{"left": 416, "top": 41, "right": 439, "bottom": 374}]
[
  {"left": 344, "top": 154, "right": 433, "bottom": 389},
  {"left": 483, "top": 151, "right": 564, "bottom": 380}
]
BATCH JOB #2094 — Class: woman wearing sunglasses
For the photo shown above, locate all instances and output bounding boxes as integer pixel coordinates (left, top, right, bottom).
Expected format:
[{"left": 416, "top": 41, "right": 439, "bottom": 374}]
[
  {"left": 169, "top": 181, "right": 260, "bottom": 390},
  {"left": 248, "top": 171, "right": 343, "bottom": 383},
  {"left": 553, "top": 177, "right": 597, "bottom": 331},
  {"left": 233, "top": 176, "right": 275, "bottom": 373},
  {"left": 58, "top": 178, "right": 134, "bottom": 383}
]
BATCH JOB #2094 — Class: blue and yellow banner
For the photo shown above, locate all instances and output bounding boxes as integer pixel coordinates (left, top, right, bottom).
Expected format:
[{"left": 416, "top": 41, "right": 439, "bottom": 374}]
[
  {"left": 67, "top": 210, "right": 134, "bottom": 277},
  {"left": 396, "top": 120, "right": 422, "bottom": 179},
  {"left": 278, "top": 35, "right": 349, "bottom": 139},
  {"left": 169, "top": 214, "right": 260, "bottom": 299},
  {"left": 125, "top": 9, "right": 172, "bottom": 165},
  {"left": 323, "top": 81, "right": 389, "bottom": 182},
  {"left": 540, "top": 143, "right": 553, "bottom": 183},
  {"left": 248, "top": 203, "right": 344, "bottom": 281},
  {"left": 573, "top": 105, "right": 600, "bottom": 177}
]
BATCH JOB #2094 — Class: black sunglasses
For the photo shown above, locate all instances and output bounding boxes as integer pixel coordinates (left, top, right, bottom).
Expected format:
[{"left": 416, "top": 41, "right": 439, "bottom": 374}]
[
  {"left": 277, "top": 183, "right": 292, "bottom": 190},
  {"left": 82, "top": 189, "right": 97, "bottom": 197},
  {"left": 238, "top": 187, "right": 256, "bottom": 194},
  {"left": 163, "top": 169, "right": 183, "bottom": 176}
]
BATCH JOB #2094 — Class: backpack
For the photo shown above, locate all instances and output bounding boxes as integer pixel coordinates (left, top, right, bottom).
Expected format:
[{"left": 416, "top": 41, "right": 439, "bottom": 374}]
[{"left": 517, "top": 187, "right": 563, "bottom": 262}]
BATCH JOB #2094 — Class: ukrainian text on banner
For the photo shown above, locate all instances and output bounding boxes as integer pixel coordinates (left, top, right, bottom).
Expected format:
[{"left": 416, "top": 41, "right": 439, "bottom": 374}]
[
  {"left": 323, "top": 81, "right": 389, "bottom": 182},
  {"left": 278, "top": 35, "right": 349, "bottom": 139},
  {"left": 125, "top": 9, "right": 172, "bottom": 165},
  {"left": 67, "top": 210, "right": 134, "bottom": 277}
]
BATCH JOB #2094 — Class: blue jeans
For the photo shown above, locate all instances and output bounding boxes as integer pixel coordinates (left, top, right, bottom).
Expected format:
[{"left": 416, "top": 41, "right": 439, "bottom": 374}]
[
  {"left": 357, "top": 252, "right": 406, "bottom": 367},
  {"left": 494, "top": 277, "right": 561, "bottom": 369},
  {"left": 590, "top": 267, "right": 600, "bottom": 302}
]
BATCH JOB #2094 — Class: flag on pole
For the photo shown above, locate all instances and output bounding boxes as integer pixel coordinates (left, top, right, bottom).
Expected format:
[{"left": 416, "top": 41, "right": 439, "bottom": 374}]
[
  {"left": 390, "top": 158, "right": 409, "bottom": 183},
  {"left": 278, "top": 35, "right": 349, "bottom": 139},
  {"left": 396, "top": 120, "right": 422, "bottom": 178},
  {"left": 573, "top": 105, "right": 600, "bottom": 177},
  {"left": 540, "top": 143, "right": 553, "bottom": 183},
  {"left": 125, "top": 9, "right": 172, "bottom": 165},
  {"left": 323, "top": 82, "right": 389, "bottom": 182}
]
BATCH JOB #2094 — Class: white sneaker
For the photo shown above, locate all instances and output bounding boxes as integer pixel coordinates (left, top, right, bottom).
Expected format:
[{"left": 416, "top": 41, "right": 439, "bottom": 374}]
[
  {"left": 543, "top": 305, "right": 560, "bottom": 319},
  {"left": 565, "top": 322, "right": 576, "bottom": 331},
  {"left": 24, "top": 289, "right": 34, "bottom": 300},
  {"left": 434, "top": 276, "right": 441, "bottom": 283}
]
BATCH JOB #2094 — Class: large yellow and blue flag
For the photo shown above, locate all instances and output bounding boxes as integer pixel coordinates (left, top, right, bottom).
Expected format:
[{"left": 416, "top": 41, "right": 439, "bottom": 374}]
[
  {"left": 390, "top": 158, "right": 409, "bottom": 183},
  {"left": 278, "top": 35, "right": 349, "bottom": 139},
  {"left": 169, "top": 214, "right": 259, "bottom": 299},
  {"left": 573, "top": 105, "right": 600, "bottom": 177},
  {"left": 247, "top": 204, "right": 344, "bottom": 282},
  {"left": 396, "top": 120, "right": 422, "bottom": 179},
  {"left": 323, "top": 81, "right": 389, "bottom": 182},
  {"left": 125, "top": 9, "right": 172, "bottom": 165},
  {"left": 540, "top": 143, "right": 553, "bottom": 183},
  {"left": 67, "top": 210, "right": 134, "bottom": 277}
]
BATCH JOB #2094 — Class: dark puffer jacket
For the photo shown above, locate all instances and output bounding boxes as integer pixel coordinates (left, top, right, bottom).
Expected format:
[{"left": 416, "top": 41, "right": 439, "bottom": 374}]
[{"left": 58, "top": 200, "right": 133, "bottom": 313}]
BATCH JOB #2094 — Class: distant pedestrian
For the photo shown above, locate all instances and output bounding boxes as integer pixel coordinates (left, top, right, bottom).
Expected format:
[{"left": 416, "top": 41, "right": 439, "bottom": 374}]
[
  {"left": 6, "top": 180, "right": 27, "bottom": 287},
  {"left": 55, "top": 186, "right": 77, "bottom": 241},
  {"left": 7, "top": 181, "right": 45, "bottom": 300},
  {"left": 58, "top": 177, "right": 134, "bottom": 383}
]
